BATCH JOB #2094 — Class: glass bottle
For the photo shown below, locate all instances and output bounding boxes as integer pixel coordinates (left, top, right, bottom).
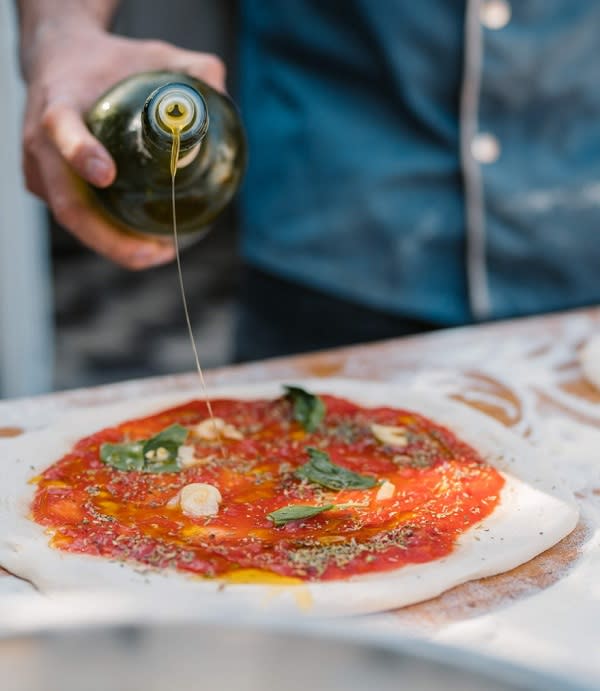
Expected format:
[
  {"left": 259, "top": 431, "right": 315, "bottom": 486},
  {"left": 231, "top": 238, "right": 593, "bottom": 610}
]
[{"left": 85, "top": 71, "right": 247, "bottom": 238}]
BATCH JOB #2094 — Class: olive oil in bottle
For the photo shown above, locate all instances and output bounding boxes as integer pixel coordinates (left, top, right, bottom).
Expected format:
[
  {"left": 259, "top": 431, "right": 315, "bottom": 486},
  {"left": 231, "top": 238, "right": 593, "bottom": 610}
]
[{"left": 86, "top": 71, "right": 246, "bottom": 238}]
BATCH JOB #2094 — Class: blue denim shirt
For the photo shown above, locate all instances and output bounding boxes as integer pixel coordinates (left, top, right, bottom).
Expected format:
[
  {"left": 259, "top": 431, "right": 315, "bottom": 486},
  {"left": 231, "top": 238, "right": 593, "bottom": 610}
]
[{"left": 238, "top": 0, "right": 600, "bottom": 324}]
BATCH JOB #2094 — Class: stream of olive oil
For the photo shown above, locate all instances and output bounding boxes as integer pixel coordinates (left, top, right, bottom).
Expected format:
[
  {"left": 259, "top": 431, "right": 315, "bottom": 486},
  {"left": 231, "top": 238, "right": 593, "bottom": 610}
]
[{"left": 169, "top": 125, "right": 224, "bottom": 457}]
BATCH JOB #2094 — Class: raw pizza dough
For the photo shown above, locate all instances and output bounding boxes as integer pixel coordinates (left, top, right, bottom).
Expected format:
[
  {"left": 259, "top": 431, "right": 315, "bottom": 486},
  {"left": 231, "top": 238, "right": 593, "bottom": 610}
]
[{"left": 0, "top": 379, "right": 578, "bottom": 616}]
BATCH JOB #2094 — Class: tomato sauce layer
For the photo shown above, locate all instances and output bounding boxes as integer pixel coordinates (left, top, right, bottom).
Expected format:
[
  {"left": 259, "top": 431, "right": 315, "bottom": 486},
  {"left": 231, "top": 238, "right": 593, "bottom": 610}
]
[{"left": 31, "top": 395, "right": 504, "bottom": 582}]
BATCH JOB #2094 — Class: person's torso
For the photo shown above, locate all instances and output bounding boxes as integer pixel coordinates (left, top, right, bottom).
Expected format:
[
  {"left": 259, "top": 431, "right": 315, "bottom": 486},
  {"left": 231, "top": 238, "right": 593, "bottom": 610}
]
[{"left": 238, "top": 0, "right": 600, "bottom": 323}]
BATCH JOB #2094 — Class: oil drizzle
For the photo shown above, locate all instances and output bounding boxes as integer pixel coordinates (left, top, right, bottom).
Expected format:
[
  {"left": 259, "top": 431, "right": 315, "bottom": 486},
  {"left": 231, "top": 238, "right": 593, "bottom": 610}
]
[{"left": 170, "top": 125, "right": 225, "bottom": 458}]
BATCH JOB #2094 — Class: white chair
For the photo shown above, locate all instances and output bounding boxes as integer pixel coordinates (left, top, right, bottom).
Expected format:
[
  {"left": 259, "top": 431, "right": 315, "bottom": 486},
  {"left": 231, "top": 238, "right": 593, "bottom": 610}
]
[{"left": 0, "top": 2, "right": 54, "bottom": 397}]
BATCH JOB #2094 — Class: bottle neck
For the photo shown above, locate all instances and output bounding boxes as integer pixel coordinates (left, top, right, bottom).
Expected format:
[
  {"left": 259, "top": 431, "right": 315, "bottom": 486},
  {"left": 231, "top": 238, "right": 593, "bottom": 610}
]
[{"left": 142, "top": 82, "right": 209, "bottom": 157}]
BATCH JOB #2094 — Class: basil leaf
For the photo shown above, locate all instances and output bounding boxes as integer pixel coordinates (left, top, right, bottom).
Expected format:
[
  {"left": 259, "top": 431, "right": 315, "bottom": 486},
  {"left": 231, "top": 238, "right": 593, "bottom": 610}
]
[
  {"left": 267, "top": 504, "right": 335, "bottom": 527},
  {"left": 284, "top": 385, "right": 326, "bottom": 432},
  {"left": 100, "top": 442, "right": 145, "bottom": 471},
  {"left": 100, "top": 424, "right": 188, "bottom": 473},
  {"left": 296, "top": 447, "right": 377, "bottom": 490},
  {"left": 142, "top": 424, "right": 188, "bottom": 457}
]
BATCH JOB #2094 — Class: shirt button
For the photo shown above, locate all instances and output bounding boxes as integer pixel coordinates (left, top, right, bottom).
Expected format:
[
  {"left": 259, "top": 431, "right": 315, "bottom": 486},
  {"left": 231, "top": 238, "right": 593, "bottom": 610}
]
[
  {"left": 471, "top": 133, "right": 501, "bottom": 164},
  {"left": 480, "top": 0, "right": 511, "bottom": 30}
]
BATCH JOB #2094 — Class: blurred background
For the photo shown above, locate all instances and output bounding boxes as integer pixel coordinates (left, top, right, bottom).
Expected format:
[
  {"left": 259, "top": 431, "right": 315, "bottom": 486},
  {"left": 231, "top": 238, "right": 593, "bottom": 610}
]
[{"left": 1, "top": 0, "right": 240, "bottom": 399}]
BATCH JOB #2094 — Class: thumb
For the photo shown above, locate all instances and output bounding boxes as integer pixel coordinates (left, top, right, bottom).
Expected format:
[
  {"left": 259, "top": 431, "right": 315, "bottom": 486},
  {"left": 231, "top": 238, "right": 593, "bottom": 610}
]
[
  {"left": 170, "top": 51, "right": 227, "bottom": 93},
  {"left": 41, "top": 102, "right": 116, "bottom": 187}
]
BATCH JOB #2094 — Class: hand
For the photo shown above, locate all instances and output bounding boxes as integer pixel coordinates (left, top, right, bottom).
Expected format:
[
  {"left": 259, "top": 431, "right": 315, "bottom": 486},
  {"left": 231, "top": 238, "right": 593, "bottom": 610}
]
[{"left": 21, "top": 23, "right": 226, "bottom": 269}]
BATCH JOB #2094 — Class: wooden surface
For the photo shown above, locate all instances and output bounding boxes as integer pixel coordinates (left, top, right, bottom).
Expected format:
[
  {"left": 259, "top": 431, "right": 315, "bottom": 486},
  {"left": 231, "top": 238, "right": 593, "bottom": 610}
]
[{"left": 2, "top": 306, "right": 600, "bottom": 608}]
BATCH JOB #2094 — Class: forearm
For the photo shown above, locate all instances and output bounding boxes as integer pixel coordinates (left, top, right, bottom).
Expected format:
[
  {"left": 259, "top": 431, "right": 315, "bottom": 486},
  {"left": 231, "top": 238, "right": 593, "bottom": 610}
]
[{"left": 17, "top": 0, "right": 121, "bottom": 79}]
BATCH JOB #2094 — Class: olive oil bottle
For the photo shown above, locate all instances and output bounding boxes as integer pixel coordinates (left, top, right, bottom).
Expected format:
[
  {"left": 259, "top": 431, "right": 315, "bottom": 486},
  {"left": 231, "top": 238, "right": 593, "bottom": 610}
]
[{"left": 86, "top": 71, "right": 246, "bottom": 238}]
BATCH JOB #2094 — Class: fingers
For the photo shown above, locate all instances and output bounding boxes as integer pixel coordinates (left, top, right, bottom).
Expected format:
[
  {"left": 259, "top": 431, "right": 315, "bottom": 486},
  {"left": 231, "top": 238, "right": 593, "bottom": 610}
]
[
  {"left": 22, "top": 91, "right": 50, "bottom": 199},
  {"left": 170, "top": 50, "right": 227, "bottom": 93},
  {"left": 37, "top": 141, "right": 175, "bottom": 270},
  {"left": 23, "top": 148, "right": 47, "bottom": 199},
  {"left": 41, "top": 103, "right": 116, "bottom": 187},
  {"left": 132, "top": 40, "right": 227, "bottom": 93}
]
